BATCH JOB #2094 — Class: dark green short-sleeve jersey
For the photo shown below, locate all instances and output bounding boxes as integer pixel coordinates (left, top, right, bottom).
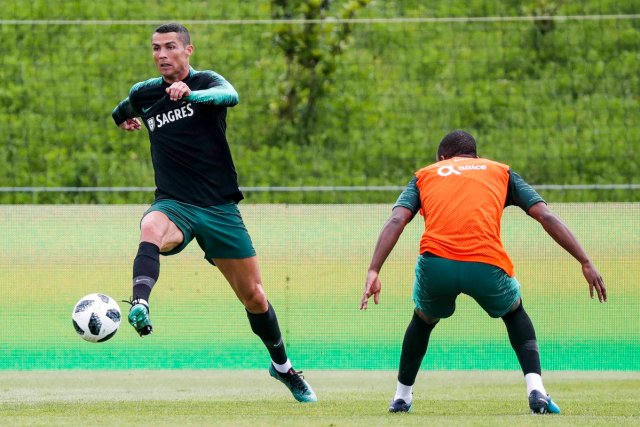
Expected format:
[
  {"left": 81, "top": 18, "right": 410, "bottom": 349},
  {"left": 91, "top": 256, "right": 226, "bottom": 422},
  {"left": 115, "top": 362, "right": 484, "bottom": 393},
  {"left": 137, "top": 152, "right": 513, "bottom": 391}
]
[
  {"left": 504, "top": 170, "right": 545, "bottom": 211},
  {"left": 393, "top": 168, "right": 545, "bottom": 215},
  {"left": 393, "top": 176, "right": 421, "bottom": 215}
]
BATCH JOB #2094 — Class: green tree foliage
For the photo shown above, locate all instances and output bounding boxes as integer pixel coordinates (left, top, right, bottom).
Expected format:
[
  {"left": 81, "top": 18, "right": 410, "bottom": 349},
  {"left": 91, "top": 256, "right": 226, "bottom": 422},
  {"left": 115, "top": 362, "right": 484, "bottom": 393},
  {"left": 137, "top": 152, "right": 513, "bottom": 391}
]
[
  {"left": 269, "top": 0, "right": 371, "bottom": 143},
  {"left": 0, "top": 1, "right": 638, "bottom": 203}
]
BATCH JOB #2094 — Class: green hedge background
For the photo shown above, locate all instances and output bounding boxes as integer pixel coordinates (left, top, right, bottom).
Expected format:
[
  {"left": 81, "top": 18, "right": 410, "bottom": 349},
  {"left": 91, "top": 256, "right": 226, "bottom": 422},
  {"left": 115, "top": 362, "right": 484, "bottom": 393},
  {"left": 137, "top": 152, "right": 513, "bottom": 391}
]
[{"left": 1, "top": 1, "right": 638, "bottom": 203}]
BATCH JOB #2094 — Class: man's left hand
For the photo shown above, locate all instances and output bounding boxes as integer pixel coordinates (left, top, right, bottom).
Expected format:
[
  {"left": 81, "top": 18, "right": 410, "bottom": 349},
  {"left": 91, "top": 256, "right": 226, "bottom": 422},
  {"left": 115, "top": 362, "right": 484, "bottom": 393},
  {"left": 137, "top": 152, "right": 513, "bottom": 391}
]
[
  {"left": 360, "top": 270, "right": 381, "bottom": 310},
  {"left": 166, "top": 82, "right": 191, "bottom": 101}
]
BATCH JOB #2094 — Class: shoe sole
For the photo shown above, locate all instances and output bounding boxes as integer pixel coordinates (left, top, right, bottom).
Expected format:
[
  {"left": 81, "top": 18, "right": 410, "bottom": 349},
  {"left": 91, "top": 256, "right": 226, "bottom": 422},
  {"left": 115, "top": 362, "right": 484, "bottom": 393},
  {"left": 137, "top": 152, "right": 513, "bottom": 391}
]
[
  {"left": 388, "top": 403, "right": 412, "bottom": 413},
  {"left": 388, "top": 407, "right": 412, "bottom": 413}
]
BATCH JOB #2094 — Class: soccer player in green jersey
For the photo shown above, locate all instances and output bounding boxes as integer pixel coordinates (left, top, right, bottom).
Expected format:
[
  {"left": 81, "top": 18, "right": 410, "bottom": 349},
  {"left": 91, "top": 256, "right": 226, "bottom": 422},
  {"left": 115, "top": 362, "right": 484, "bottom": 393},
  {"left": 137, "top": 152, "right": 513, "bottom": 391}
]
[{"left": 112, "top": 23, "right": 316, "bottom": 403}]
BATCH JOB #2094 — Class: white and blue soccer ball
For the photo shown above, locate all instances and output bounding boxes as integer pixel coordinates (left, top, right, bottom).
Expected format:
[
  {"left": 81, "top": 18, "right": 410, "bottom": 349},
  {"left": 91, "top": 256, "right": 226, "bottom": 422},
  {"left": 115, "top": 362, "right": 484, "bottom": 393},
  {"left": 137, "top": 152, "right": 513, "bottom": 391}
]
[{"left": 72, "top": 293, "right": 121, "bottom": 343}]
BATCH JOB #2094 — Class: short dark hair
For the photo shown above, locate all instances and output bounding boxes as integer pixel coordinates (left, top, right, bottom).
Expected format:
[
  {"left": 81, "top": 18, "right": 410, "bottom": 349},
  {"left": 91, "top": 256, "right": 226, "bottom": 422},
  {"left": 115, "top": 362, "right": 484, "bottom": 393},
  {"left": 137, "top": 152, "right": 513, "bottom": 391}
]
[
  {"left": 153, "top": 23, "right": 191, "bottom": 46},
  {"left": 437, "top": 130, "right": 477, "bottom": 159}
]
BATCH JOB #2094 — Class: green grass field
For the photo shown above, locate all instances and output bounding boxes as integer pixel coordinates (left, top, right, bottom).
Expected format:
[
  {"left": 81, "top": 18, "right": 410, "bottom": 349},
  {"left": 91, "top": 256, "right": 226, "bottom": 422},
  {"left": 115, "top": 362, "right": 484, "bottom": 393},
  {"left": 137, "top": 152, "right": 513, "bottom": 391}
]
[
  {"left": 0, "top": 204, "right": 638, "bottom": 424},
  {"left": 1, "top": 371, "right": 638, "bottom": 426},
  {"left": 0, "top": 204, "right": 638, "bottom": 370}
]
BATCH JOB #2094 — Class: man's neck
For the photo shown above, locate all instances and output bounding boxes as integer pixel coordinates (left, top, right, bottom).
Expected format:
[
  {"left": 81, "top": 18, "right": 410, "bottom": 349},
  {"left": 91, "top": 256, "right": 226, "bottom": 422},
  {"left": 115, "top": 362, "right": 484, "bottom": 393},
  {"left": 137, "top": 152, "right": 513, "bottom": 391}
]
[{"left": 163, "top": 68, "right": 190, "bottom": 84}]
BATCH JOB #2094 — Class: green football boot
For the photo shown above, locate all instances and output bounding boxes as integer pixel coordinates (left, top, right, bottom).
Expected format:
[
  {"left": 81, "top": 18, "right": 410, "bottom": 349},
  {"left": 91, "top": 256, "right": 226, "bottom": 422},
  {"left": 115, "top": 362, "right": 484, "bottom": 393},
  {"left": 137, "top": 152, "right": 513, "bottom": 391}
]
[
  {"left": 124, "top": 298, "right": 153, "bottom": 337},
  {"left": 269, "top": 364, "right": 317, "bottom": 403}
]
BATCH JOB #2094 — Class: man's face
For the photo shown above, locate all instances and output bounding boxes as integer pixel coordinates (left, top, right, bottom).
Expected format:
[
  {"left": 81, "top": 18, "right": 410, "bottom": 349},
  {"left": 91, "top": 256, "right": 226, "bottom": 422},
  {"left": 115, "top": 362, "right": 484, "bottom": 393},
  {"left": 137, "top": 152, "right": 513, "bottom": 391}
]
[{"left": 151, "top": 32, "right": 193, "bottom": 83}]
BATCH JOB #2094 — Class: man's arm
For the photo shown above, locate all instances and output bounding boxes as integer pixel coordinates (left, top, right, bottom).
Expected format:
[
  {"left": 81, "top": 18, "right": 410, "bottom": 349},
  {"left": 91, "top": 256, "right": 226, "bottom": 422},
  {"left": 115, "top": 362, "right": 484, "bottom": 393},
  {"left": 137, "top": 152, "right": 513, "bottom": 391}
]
[
  {"left": 112, "top": 97, "right": 136, "bottom": 126},
  {"left": 528, "top": 201, "right": 607, "bottom": 302},
  {"left": 361, "top": 177, "right": 420, "bottom": 310},
  {"left": 183, "top": 71, "right": 239, "bottom": 106},
  {"left": 360, "top": 206, "right": 414, "bottom": 310},
  {"left": 111, "top": 97, "right": 141, "bottom": 131}
]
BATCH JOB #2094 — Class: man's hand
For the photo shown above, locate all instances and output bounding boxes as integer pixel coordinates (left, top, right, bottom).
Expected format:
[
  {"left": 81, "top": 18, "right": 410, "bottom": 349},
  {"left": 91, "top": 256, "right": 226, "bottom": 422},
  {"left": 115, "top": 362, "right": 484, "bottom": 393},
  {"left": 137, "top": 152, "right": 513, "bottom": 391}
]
[
  {"left": 360, "top": 270, "right": 381, "bottom": 310},
  {"left": 118, "top": 118, "right": 141, "bottom": 131},
  {"left": 166, "top": 81, "right": 191, "bottom": 101},
  {"left": 582, "top": 261, "right": 607, "bottom": 302}
]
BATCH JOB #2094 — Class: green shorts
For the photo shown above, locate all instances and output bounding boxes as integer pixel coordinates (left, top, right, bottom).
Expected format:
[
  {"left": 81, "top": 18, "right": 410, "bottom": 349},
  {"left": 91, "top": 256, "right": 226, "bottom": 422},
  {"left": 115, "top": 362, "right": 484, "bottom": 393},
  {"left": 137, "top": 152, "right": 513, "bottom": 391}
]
[
  {"left": 412, "top": 253, "right": 521, "bottom": 318},
  {"left": 144, "top": 199, "right": 256, "bottom": 262}
]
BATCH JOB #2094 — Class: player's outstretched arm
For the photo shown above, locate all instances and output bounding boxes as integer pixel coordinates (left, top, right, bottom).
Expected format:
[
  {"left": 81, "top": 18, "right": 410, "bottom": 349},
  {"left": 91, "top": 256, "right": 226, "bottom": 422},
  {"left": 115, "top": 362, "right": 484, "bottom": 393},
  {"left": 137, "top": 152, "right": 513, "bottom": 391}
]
[
  {"left": 360, "top": 207, "right": 414, "bottom": 310},
  {"left": 528, "top": 202, "right": 607, "bottom": 302}
]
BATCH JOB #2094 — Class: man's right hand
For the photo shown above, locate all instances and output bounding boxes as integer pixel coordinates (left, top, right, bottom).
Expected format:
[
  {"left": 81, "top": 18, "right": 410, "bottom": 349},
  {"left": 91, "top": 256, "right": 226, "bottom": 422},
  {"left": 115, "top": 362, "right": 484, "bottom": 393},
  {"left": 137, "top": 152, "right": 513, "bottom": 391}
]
[{"left": 118, "top": 118, "right": 142, "bottom": 131}]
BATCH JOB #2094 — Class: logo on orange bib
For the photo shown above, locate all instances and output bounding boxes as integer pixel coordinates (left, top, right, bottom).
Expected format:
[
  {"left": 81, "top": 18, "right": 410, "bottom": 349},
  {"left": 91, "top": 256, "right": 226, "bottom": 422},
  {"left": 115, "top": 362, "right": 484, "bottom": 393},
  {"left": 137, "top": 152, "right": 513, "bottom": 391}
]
[{"left": 437, "top": 164, "right": 487, "bottom": 176}]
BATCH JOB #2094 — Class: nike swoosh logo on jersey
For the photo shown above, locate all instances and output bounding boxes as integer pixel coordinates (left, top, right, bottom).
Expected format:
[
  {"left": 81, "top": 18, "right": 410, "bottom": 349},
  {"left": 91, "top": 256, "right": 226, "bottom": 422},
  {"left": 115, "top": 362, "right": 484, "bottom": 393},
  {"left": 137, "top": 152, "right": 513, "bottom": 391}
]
[{"left": 142, "top": 106, "right": 152, "bottom": 113}]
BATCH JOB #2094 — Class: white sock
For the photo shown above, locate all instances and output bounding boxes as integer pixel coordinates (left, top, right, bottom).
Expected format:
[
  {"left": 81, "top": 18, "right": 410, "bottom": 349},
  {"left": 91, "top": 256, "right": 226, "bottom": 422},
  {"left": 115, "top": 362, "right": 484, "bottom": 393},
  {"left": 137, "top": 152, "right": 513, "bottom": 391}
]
[
  {"left": 134, "top": 298, "right": 148, "bottom": 307},
  {"left": 525, "top": 373, "right": 547, "bottom": 396},
  {"left": 272, "top": 359, "right": 292, "bottom": 373},
  {"left": 394, "top": 381, "right": 413, "bottom": 403}
]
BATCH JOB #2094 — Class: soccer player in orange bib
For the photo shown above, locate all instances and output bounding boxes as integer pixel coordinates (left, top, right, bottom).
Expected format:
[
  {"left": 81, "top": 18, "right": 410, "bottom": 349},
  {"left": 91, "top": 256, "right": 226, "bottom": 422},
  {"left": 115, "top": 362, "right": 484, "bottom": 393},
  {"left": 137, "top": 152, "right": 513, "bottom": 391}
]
[{"left": 360, "top": 130, "right": 607, "bottom": 414}]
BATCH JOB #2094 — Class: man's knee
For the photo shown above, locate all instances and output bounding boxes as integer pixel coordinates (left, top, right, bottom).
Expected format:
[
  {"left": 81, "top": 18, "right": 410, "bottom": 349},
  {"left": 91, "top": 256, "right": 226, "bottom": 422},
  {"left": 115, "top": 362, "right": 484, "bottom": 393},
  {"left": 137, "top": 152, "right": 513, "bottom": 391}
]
[
  {"left": 140, "top": 212, "right": 182, "bottom": 251},
  {"left": 242, "top": 286, "right": 268, "bottom": 313},
  {"left": 415, "top": 308, "right": 440, "bottom": 325},
  {"left": 140, "top": 220, "right": 163, "bottom": 240},
  {"left": 505, "top": 297, "right": 522, "bottom": 316}
]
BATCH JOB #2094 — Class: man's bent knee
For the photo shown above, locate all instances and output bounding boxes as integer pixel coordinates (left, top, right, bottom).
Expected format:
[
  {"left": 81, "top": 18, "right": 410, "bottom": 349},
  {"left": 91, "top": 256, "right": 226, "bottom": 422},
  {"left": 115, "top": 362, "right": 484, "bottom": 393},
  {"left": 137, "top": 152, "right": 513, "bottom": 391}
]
[
  {"left": 140, "top": 212, "right": 183, "bottom": 252},
  {"left": 415, "top": 308, "right": 440, "bottom": 325},
  {"left": 241, "top": 287, "right": 269, "bottom": 314},
  {"left": 506, "top": 297, "right": 522, "bottom": 315}
]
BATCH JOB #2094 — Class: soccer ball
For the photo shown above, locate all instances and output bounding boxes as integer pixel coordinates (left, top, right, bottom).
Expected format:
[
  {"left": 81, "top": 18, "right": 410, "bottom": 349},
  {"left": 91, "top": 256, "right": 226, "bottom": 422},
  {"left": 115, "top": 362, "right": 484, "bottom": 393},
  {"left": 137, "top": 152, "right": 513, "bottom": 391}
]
[{"left": 72, "top": 293, "right": 121, "bottom": 342}]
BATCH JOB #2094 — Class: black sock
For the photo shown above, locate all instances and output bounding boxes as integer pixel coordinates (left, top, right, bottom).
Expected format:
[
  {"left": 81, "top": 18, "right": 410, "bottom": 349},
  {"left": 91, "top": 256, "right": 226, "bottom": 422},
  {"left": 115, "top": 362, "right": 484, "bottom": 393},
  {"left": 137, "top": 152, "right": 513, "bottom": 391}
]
[
  {"left": 132, "top": 242, "right": 160, "bottom": 302},
  {"left": 398, "top": 311, "right": 438, "bottom": 386},
  {"left": 502, "top": 302, "right": 541, "bottom": 375},
  {"left": 246, "top": 302, "right": 288, "bottom": 365}
]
